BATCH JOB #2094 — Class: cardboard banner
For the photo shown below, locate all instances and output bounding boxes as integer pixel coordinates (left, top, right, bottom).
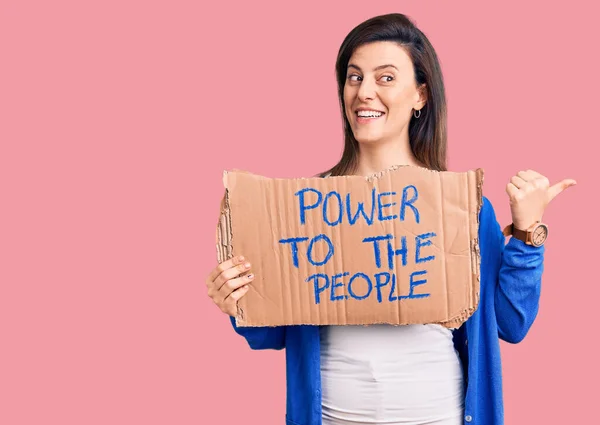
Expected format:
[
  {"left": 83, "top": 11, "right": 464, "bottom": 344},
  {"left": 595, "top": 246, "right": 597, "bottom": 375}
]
[{"left": 216, "top": 165, "right": 483, "bottom": 328}]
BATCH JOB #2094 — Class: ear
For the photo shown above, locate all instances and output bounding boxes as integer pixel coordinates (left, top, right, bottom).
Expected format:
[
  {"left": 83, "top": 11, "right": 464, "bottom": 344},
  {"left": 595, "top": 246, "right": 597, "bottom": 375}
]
[{"left": 415, "top": 83, "right": 427, "bottom": 109}]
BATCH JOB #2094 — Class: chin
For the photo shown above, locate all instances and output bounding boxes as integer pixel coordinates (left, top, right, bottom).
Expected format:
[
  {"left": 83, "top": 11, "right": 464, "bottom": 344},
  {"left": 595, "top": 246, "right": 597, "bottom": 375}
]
[{"left": 354, "top": 132, "right": 384, "bottom": 145}]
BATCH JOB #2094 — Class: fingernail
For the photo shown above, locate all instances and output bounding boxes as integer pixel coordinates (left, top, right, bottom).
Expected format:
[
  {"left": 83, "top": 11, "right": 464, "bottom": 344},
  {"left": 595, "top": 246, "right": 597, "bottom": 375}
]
[
  {"left": 244, "top": 262, "right": 251, "bottom": 269},
  {"left": 247, "top": 273, "right": 254, "bottom": 279},
  {"left": 238, "top": 255, "right": 245, "bottom": 262}
]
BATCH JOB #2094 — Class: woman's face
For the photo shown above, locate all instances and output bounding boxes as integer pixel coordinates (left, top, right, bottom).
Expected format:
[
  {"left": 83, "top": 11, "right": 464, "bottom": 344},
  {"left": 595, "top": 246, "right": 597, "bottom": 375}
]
[{"left": 343, "top": 41, "right": 426, "bottom": 145}]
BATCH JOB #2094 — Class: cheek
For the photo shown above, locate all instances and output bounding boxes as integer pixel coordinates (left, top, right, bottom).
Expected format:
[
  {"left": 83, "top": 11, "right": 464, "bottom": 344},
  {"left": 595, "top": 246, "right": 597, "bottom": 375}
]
[
  {"left": 385, "top": 91, "right": 413, "bottom": 117},
  {"left": 343, "top": 86, "right": 352, "bottom": 104},
  {"left": 343, "top": 90, "right": 354, "bottom": 120}
]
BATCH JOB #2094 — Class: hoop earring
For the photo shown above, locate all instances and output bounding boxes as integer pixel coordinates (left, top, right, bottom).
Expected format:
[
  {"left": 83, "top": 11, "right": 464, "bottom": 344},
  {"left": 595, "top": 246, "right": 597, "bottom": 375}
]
[{"left": 413, "top": 109, "right": 421, "bottom": 119}]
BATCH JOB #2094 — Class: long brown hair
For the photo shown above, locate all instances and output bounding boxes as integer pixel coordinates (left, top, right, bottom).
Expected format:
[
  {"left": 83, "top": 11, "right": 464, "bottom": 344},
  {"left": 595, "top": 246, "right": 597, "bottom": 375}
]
[{"left": 320, "top": 13, "right": 448, "bottom": 177}]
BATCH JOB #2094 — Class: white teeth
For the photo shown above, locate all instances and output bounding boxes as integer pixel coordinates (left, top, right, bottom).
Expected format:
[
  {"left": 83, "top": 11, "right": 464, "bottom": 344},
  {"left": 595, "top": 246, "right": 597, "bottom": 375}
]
[{"left": 357, "top": 111, "right": 383, "bottom": 117}]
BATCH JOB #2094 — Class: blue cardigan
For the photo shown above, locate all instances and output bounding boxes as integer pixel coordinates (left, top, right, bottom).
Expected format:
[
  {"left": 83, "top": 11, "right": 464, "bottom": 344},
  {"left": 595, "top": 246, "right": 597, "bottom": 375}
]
[{"left": 229, "top": 196, "right": 544, "bottom": 425}]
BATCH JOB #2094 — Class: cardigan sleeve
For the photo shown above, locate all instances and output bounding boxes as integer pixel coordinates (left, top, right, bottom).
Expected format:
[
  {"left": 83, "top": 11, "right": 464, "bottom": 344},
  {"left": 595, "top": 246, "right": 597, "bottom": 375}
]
[
  {"left": 481, "top": 197, "right": 545, "bottom": 343},
  {"left": 229, "top": 316, "right": 286, "bottom": 350}
]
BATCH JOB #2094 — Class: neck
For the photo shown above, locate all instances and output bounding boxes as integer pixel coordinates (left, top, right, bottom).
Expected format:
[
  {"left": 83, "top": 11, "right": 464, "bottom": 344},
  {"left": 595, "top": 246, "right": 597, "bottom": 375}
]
[{"left": 354, "top": 135, "right": 424, "bottom": 177}]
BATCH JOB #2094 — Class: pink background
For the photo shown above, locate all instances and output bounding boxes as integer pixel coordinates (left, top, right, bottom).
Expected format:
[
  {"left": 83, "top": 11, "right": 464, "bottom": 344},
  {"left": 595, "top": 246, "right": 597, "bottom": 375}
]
[{"left": 1, "top": 1, "right": 598, "bottom": 424}]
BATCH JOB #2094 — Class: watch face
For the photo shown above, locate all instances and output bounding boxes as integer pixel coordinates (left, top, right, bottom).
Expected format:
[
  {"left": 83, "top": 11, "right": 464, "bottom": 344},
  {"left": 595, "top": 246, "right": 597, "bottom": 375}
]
[{"left": 531, "top": 224, "right": 548, "bottom": 247}]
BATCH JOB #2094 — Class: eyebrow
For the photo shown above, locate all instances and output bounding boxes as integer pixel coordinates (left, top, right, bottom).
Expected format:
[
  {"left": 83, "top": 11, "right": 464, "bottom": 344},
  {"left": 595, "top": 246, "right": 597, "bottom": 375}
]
[{"left": 347, "top": 64, "right": 399, "bottom": 72}]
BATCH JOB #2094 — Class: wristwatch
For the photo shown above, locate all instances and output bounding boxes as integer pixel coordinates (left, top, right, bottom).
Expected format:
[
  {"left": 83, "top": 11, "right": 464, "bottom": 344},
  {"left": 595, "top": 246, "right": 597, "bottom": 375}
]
[{"left": 502, "top": 221, "right": 548, "bottom": 247}]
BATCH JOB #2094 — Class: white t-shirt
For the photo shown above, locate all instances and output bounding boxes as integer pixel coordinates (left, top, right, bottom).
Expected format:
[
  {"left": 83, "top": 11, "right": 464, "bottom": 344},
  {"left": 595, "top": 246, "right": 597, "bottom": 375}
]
[{"left": 320, "top": 324, "right": 464, "bottom": 425}]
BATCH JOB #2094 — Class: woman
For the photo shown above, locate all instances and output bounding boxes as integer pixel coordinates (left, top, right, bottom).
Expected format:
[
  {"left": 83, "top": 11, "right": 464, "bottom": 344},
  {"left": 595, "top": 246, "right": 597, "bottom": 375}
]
[{"left": 205, "top": 13, "right": 575, "bottom": 425}]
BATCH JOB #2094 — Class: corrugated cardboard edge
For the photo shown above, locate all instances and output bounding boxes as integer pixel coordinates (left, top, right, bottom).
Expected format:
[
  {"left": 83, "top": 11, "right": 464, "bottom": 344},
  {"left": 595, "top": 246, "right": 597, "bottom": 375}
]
[
  {"left": 436, "top": 167, "right": 483, "bottom": 328},
  {"left": 215, "top": 170, "right": 247, "bottom": 325},
  {"left": 215, "top": 166, "right": 484, "bottom": 328}
]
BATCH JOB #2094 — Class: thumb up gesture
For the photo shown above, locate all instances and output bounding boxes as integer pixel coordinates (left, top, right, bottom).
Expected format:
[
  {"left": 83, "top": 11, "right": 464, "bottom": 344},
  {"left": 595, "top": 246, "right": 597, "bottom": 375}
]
[{"left": 506, "top": 169, "right": 576, "bottom": 230}]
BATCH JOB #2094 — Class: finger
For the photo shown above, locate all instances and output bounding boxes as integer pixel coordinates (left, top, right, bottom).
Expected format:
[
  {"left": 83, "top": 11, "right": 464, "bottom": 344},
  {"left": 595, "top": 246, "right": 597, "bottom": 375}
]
[
  {"left": 510, "top": 175, "right": 527, "bottom": 189},
  {"left": 223, "top": 285, "right": 250, "bottom": 316},
  {"left": 517, "top": 170, "right": 537, "bottom": 181},
  {"left": 207, "top": 255, "right": 246, "bottom": 286},
  {"left": 548, "top": 178, "right": 577, "bottom": 201},
  {"left": 219, "top": 273, "right": 255, "bottom": 298},
  {"left": 524, "top": 169, "right": 543, "bottom": 179},
  {"left": 214, "top": 261, "right": 252, "bottom": 291},
  {"left": 207, "top": 255, "right": 245, "bottom": 283},
  {"left": 505, "top": 182, "right": 520, "bottom": 200}
]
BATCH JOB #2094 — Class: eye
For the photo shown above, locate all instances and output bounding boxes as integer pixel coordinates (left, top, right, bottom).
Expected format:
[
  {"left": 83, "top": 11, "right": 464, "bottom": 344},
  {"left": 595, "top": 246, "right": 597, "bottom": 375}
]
[{"left": 347, "top": 74, "right": 393, "bottom": 82}]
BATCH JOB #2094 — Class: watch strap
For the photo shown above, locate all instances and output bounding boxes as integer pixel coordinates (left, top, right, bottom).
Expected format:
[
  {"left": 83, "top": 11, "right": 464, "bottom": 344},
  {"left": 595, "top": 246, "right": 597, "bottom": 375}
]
[{"left": 502, "top": 223, "right": 529, "bottom": 243}]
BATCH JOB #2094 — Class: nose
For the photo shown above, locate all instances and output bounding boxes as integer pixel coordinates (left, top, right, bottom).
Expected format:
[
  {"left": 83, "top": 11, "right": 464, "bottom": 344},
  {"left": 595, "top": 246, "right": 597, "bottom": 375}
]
[{"left": 357, "top": 76, "right": 377, "bottom": 101}]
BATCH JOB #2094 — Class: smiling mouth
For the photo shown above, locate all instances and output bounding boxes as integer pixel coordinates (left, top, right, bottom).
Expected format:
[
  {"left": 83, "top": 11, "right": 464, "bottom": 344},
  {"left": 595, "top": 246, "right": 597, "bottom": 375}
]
[{"left": 355, "top": 111, "right": 385, "bottom": 123}]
